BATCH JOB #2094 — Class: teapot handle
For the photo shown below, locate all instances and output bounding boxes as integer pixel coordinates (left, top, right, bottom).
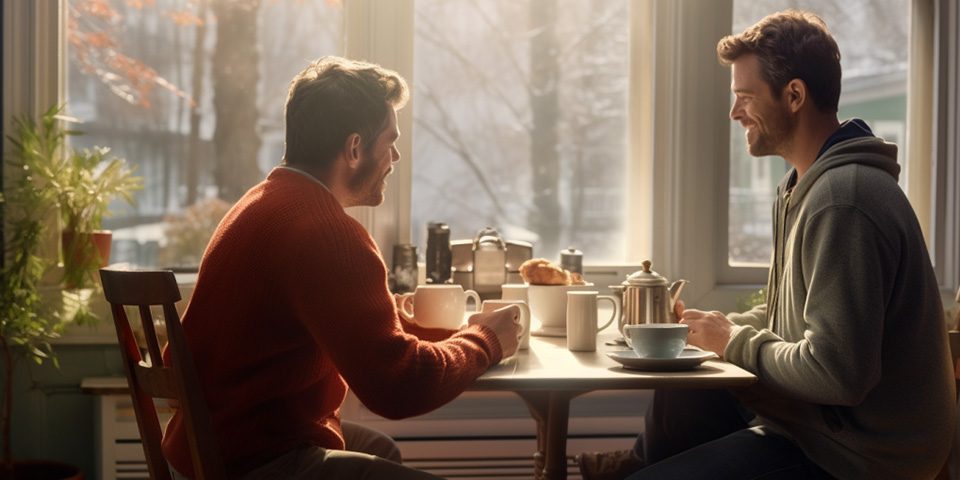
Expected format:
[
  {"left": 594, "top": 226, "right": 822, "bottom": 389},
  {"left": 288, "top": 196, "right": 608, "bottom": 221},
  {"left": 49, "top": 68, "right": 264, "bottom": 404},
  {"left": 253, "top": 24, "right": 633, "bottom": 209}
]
[{"left": 669, "top": 279, "right": 688, "bottom": 307}]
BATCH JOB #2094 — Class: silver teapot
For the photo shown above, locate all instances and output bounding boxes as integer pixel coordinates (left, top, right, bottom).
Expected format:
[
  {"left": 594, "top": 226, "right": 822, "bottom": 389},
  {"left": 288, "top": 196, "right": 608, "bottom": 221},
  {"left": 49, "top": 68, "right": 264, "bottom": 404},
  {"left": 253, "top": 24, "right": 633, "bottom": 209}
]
[{"left": 611, "top": 260, "right": 687, "bottom": 334}]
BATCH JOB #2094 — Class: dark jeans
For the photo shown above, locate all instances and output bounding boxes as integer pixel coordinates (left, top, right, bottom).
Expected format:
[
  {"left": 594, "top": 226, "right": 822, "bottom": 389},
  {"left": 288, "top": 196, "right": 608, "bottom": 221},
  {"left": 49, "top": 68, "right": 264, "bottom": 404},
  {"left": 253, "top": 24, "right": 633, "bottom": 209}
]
[{"left": 625, "top": 389, "right": 834, "bottom": 480}]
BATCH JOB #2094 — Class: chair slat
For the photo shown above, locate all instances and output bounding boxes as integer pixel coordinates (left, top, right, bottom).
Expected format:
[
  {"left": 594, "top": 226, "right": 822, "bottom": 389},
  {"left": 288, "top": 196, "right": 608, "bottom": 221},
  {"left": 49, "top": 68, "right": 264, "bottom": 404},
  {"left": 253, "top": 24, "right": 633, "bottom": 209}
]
[
  {"left": 139, "top": 304, "right": 164, "bottom": 365},
  {"left": 134, "top": 364, "right": 178, "bottom": 399}
]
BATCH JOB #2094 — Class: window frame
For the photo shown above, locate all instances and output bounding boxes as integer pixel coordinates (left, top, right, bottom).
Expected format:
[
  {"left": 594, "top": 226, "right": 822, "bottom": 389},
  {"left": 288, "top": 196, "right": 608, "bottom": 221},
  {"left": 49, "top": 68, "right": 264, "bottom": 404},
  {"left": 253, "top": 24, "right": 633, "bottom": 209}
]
[{"left": 4, "top": 0, "right": 958, "bottom": 314}]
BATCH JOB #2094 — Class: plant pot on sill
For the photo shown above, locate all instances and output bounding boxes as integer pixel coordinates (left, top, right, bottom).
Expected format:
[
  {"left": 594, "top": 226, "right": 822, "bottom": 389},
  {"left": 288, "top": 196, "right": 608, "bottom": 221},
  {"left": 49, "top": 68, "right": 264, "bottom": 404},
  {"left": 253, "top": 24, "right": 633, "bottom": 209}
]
[
  {"left": 61, "top": 230, "right": 112, "bottom": 289},
  {"left": 0, "top": 460, "right": 84, "bottom": 480}
]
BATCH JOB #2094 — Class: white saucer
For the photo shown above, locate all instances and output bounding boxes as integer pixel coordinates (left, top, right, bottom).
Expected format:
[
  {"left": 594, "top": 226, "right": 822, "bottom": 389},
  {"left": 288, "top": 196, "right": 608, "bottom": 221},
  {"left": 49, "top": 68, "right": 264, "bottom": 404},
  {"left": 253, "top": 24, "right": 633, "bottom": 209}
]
[
  {"left": 606, "top": 348, "right": 717, "bottom": 371},
  {"left": 530, "top": 325, "right": 567, "bottom": 337}
]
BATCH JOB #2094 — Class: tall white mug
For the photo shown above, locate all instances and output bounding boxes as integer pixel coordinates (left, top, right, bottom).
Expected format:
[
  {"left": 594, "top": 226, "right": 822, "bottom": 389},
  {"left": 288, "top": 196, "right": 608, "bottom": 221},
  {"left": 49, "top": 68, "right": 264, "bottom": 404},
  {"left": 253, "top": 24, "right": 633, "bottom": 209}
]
[
  {"left": 398, "top": 285, "right": 480, "bottom": 330},
  {"left": 566, "top": 291, "right": 620, "bottom": 352},
  {"left": 481, "top": 299, "right": 531, "bottom": 350}
]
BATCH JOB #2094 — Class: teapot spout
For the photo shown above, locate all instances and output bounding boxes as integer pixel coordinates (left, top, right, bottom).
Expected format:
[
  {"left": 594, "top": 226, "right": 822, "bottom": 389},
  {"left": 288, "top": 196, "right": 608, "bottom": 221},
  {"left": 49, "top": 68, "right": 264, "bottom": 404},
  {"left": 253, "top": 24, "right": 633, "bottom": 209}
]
[{"left": 669, "top": 279, "right": 688, "bottom": 306}]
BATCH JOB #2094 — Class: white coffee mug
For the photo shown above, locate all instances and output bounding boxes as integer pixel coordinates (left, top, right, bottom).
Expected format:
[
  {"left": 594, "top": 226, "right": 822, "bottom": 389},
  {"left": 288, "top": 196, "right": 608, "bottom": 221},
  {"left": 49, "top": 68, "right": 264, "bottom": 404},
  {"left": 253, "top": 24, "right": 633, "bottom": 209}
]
[
  {"left": 398, "top": 285, "right": 480, "bottom": 330},
  {"left": 566, "top": 291, "right": 620, "bottom": 352},
  {"left": 481, "top": 299, "right": 531, "bottom": 350},
  {"left": 527, "top": 284, "right": 596, "bottom": 331}
]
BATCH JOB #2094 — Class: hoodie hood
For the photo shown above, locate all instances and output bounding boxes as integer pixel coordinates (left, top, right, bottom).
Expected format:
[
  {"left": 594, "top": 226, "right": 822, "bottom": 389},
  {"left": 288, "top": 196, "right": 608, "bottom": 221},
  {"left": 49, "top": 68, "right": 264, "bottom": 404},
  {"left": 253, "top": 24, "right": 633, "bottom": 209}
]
[{"left": 778, "top": 136, "right": 900, "bottom": 208}]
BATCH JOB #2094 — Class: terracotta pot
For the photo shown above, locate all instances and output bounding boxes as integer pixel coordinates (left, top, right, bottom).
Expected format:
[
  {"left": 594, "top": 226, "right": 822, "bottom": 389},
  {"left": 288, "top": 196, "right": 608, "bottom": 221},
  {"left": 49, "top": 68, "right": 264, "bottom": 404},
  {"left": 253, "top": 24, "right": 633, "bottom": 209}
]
[
  {"left": 61, "top": 230, "right": 112, "bottom": 268},
  {"left": 61, "top": 230, "right": 112, "bottom": 289},
  {"left": 0, "top": 460, "right": 84, "bottom": 480}
]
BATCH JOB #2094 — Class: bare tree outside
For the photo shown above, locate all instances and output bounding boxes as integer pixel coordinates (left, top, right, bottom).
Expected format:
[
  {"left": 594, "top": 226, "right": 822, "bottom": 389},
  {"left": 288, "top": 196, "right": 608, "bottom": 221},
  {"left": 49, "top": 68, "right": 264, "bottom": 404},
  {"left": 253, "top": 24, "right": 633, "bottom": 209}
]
[
  {"left": 211, "top": 0, "right": 263, "bottom": 202},
  {"left": 412, "top": 0, "right": 629, "bottom": 263}
]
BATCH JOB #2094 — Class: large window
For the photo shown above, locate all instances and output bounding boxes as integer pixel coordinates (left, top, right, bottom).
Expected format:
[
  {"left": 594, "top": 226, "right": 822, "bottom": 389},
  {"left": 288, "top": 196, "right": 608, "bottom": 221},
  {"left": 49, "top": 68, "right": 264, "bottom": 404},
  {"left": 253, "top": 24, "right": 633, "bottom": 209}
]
[
  {"left": 66, "top": 0, "right": 342, "bottom": 269},
  {"left": 8, "top": 0, "right": 956, "bottom": 303},
  {"left": 411, "top": 0, "right": 630, "bottom": 263},
  {"left": 727, "top": 0, "right": 910, "bottom": 266}
]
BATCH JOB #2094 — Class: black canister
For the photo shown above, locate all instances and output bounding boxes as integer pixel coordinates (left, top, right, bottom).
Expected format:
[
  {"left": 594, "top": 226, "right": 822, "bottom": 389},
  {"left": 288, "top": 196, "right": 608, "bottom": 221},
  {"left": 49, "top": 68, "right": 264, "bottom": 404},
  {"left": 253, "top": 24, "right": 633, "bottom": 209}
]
[
  {"left": 426, "top": 222, "right": 452, "bottom": 284},
  {"left": 560, "top": 247, "right": 583, "bottom": 274},
  {"left": 392, "top": 244, "right": 418, "bottom": 294}
]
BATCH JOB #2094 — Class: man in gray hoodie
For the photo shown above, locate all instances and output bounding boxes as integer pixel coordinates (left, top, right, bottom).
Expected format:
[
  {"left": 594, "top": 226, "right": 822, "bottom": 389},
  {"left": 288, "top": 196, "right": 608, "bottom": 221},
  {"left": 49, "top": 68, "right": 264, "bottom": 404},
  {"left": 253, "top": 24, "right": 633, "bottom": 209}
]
[{"left": 580, "top": 10, "right": 956, "bottom": 480}]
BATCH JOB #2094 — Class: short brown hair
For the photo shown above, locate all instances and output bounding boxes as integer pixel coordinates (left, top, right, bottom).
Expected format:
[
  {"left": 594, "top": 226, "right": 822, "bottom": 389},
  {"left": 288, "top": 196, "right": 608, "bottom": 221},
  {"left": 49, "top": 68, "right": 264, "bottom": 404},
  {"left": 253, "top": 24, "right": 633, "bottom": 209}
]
[
  {"left": 283, "top": 56, "right": 409, "bottom": 170},
  {"left": 717, "top": 10, "right": 841, "bottom": 113}
]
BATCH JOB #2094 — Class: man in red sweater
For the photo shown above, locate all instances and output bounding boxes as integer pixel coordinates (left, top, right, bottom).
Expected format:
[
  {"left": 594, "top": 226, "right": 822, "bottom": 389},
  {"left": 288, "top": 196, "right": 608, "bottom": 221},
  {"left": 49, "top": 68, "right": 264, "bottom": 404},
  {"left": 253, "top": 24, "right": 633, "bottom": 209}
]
[{"left": 165, "top": 56, "right": 522, "bottom": 479}]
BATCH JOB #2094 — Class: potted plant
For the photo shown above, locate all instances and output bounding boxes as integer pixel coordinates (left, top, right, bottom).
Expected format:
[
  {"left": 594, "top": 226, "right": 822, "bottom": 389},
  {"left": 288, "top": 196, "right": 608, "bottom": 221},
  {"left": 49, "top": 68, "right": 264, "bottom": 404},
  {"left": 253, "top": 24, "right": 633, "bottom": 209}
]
[
  {"left": 1, "top": 105, "right": 83, "bottom": 479},
  {"left": 51, "top": 119, "right": 142, "bottom": 291}
]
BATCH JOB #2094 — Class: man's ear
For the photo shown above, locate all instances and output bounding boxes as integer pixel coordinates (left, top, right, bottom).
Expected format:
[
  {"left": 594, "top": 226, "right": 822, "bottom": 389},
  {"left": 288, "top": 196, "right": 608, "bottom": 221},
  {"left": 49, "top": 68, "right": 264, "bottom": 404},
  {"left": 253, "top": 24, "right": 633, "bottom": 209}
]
[
  {"left": 343, "top": 133, "right": 363, "bottom": 170},
  {"left": 784, "top": 79, "right": 806, "bottom": 114}
]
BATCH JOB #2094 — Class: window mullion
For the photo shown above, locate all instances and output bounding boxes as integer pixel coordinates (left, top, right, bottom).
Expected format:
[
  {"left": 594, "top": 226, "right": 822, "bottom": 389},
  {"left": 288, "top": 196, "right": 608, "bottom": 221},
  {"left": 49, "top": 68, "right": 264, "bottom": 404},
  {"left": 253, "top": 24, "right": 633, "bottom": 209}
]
[
  {"left": 647, "top": 0, "right": 732, "bottom": 302},
  {"left": 344, "top": 0, "right": 415, "bottom": 264}
]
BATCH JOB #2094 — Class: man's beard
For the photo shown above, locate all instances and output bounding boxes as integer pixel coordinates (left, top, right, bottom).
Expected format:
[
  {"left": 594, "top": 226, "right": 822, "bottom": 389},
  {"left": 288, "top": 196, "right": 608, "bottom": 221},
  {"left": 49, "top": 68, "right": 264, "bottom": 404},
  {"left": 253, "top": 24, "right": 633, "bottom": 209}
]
[
  {"left": 748, "top": 109, "right": 795, "bottom": 157},
  {"left": 349, "top": 152, "right": 388, "bottom": 206}
]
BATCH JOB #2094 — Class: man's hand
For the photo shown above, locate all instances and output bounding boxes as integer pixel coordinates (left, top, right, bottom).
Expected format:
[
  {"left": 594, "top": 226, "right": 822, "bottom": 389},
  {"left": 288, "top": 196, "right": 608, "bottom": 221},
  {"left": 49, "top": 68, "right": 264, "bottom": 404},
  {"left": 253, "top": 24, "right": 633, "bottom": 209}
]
[
  {"left": 678, "top": 308, "right": 734, "bottom": 359},
  {"left": 468, "top": 305, "right": 522, "bottom": 358}
]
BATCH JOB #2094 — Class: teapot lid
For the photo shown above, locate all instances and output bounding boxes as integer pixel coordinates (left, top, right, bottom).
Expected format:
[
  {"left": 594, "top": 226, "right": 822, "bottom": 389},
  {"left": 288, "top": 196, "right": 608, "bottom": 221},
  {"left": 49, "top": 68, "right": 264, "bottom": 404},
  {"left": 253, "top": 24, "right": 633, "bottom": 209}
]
[{"left": 624, "top": 260, "right": 669, "bottom": 286}]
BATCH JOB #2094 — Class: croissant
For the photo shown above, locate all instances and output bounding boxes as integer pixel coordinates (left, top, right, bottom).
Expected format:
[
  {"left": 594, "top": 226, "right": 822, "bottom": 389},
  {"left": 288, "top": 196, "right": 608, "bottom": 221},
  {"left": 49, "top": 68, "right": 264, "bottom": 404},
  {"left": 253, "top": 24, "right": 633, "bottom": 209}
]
[{"left": 519, "top": 258, "right": 585, "bottom": 286}]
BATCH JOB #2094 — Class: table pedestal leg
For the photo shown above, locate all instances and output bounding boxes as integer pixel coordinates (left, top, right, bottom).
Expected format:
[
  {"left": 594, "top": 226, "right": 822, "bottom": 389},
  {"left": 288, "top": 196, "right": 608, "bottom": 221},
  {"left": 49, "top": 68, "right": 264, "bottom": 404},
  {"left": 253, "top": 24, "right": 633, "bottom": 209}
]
[{"left": 517, "top": 391, "right": 584, "bottom": 480}]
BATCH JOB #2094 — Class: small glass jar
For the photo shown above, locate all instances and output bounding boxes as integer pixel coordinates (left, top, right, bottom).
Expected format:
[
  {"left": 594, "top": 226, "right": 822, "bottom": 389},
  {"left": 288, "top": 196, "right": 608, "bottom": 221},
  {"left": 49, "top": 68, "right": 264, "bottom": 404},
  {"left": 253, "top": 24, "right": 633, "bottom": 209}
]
[{"left": 391, "top": 243, "right": 419, "bottom": 294}]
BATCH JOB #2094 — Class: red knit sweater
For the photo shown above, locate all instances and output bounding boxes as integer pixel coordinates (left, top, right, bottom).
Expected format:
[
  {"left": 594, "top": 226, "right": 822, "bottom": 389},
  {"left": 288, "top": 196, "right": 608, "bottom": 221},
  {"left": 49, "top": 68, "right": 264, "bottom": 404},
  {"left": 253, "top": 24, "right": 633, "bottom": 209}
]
[{"left": 162, "top": 167, "right": 502, "bottom": 477}]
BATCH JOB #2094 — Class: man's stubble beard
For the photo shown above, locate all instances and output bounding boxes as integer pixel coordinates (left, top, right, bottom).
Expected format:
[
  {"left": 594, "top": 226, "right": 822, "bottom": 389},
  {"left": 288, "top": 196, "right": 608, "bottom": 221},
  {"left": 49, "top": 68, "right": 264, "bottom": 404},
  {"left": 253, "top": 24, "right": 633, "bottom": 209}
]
[
  {"left": 349, "top": 150, "right": 388, "bottom": 207},
  {"left": 748, "top": 107, "right": 796, "bottom": 158}
]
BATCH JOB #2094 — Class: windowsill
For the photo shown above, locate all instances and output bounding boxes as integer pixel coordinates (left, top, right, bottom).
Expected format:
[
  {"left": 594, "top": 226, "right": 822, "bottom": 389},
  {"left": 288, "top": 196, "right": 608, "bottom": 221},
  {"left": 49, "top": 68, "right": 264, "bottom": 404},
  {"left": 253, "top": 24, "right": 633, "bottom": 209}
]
[
  {"left": 51, "top": 268, "right": 958, "bottom": 345},
  {"left": 51, "top": 272, "right": 198, "bottom": 345}
]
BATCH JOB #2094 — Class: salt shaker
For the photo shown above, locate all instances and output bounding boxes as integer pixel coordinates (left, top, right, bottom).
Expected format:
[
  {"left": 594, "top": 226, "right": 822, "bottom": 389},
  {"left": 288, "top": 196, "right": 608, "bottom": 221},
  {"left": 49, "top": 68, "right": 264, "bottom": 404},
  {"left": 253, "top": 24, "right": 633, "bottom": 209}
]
[{"left": 560, "top": 247, "right": 583, "bottom": 274}]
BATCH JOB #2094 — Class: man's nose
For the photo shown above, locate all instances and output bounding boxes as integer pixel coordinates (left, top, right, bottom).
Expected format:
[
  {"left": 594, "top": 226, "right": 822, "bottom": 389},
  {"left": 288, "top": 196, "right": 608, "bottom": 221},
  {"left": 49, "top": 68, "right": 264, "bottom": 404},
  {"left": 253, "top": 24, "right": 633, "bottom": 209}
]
[{"left": 729, "top": 100, "right": 741, "bottom": 121}]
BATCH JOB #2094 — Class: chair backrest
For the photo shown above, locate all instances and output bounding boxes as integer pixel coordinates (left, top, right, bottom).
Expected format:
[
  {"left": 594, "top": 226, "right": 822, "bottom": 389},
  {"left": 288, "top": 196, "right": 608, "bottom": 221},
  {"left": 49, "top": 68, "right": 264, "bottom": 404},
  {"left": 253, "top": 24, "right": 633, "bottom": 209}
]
[
  {"left": 100, "top": 268, "right": 226, "bottom": 480},
  {"left": 938, "top": 329, "right": 960, "bottom": 480}
]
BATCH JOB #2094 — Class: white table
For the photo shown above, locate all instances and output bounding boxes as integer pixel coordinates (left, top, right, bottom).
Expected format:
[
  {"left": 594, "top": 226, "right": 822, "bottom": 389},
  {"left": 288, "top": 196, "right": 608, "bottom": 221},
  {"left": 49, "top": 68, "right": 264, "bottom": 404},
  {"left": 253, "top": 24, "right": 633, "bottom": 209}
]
[
  {"left": 470, "top": 332, "right": 757, "bottom": 480},
  {"left": 83, "top": 332, "right": 756, "bottom": 480}
]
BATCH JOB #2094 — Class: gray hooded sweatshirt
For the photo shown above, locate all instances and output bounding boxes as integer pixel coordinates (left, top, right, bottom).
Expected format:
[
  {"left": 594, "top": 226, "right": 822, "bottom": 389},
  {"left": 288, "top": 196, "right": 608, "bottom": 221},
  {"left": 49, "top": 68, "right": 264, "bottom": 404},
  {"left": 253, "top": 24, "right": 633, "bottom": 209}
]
[{"left": 724, "top": 136, "right": 955, "bottom": 479}]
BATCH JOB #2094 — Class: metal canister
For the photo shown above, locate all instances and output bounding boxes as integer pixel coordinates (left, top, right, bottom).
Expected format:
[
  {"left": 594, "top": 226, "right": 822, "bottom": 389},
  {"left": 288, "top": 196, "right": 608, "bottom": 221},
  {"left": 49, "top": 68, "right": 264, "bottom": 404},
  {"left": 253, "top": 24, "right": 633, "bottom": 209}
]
[
  {"left": 560, "top": 247, "right": 583, "bottom": 274},
  {"left": 426, "top": 222, "right": 452, "bottom": 284},
  {"left": 391, "top": 244, "right": 418, "bottom": 294}
]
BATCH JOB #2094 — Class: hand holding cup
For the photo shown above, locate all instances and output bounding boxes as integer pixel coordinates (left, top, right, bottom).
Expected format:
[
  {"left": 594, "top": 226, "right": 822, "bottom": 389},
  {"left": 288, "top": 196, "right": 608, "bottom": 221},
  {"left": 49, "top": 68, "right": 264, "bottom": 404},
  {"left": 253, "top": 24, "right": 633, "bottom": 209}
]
[
  {"left": 468, "top": 305, "right": 522, "bottom": 358},
  {"left": 678, "top": 308, "right": 734, "bottom": 359}
]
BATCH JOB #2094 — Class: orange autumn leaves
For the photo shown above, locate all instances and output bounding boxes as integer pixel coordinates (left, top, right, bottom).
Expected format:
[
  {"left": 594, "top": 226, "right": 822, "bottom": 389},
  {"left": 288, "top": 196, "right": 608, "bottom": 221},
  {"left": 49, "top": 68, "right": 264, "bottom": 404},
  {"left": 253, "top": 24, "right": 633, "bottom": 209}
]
[{"left": 69, "top": 0, "right": 194, "bottom": 108}]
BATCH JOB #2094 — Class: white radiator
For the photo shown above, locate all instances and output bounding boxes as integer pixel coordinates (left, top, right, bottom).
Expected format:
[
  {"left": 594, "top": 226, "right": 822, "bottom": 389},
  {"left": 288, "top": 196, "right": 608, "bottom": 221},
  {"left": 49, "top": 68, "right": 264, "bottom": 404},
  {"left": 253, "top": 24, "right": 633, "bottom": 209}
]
[
  {"left": 92, "top": 393, "right": 167, "bottom": 480},
  {"left": 342, "top": 390, "right": 648, "bottom": 479},
  {"left": 91, "top": 386, "right": 649, "bottom": 480}
]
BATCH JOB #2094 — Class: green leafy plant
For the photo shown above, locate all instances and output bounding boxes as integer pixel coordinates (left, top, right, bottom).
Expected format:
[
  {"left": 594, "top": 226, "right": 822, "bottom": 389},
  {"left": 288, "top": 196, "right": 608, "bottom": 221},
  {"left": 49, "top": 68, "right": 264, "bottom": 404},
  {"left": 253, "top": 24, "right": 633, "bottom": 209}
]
[
  {"left": 57, "top": 144, "right": 142, "bottom": 289},
  {"left": 1, "top": 105, "right": 64, "bottom": 474},
  {"left": 736, "top": 287, "right": 767, "bottom": 312},
  {"left": 19, "top": 105, "right": 142, "bottom": 291}
]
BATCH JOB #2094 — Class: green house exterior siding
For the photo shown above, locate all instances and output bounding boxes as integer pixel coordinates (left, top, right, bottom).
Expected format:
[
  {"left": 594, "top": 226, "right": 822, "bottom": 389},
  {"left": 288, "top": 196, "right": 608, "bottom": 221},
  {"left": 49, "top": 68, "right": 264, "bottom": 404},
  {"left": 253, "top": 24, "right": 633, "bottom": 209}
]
[{"left": 840, "top": 95, "right": 907, "bottom": 122}]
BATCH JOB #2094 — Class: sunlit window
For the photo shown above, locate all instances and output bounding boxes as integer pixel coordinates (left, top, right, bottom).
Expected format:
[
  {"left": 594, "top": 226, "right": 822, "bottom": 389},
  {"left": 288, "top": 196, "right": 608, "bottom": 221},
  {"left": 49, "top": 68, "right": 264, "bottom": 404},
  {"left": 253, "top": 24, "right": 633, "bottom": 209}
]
[
  {"left": 66, "top": 0, "right": 342, "bottom": 269},
  {"left": 411, "top": 0, "right": 630, "bottom": 263},
  {"left": 728, "top": 0, "right": 909, "bottom": 266}
]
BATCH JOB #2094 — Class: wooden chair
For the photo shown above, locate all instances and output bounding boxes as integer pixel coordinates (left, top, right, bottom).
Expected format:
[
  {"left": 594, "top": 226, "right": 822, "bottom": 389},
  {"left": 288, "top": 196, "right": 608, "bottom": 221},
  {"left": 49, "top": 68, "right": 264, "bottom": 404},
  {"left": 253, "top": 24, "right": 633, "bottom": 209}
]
[
  {"left": 100, "top": 268, "right": 226, "bottom": 480},
  {"left": 947, "top": 284, "right": 960, "bottom": 480},
  {"left": 938, "top": 318, "right": 960, "bottom": 480}
]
